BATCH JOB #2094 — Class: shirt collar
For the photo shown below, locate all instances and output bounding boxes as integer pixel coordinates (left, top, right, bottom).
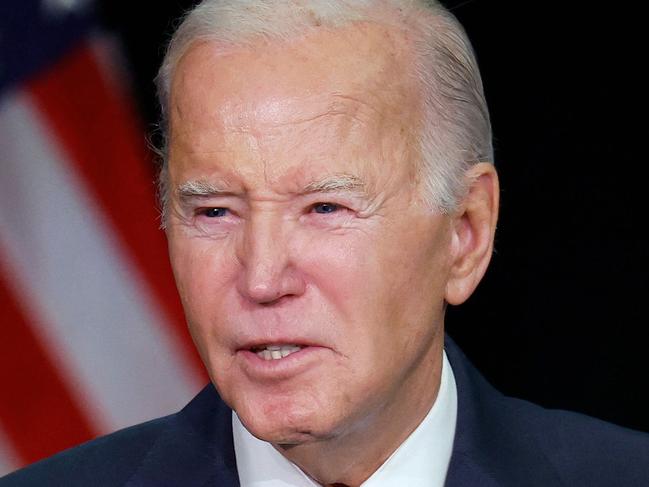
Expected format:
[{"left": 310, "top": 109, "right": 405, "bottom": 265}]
[{"left": 233, "top": 351, "right": 457, "bottom": 487}]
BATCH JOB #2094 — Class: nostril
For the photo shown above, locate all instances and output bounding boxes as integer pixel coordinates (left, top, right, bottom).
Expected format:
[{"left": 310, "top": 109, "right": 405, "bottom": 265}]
[{"left": 258, "top": 294, "right": 296, "bottom": 307}]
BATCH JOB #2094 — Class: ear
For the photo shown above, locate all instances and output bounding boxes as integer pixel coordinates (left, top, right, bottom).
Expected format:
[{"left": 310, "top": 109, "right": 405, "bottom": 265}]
[{"left": 445, "top": 163, "right": 499, "bottom": 305}]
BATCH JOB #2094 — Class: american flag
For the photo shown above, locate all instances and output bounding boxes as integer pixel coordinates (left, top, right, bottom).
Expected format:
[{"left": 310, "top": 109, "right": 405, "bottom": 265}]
[{"left": 0, "top": 0, "right": 206, "bottom": 474}]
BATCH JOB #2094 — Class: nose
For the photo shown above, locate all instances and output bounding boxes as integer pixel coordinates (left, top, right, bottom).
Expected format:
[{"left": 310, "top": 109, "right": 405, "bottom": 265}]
[{"left": 236, "top": 212, "right": 306, "bottom": 304}]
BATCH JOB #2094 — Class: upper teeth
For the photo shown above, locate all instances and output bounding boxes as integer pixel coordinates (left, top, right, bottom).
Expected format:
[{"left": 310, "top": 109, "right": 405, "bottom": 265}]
[{"left": 256, "top": 344, "right": 302, "bottom": 360}]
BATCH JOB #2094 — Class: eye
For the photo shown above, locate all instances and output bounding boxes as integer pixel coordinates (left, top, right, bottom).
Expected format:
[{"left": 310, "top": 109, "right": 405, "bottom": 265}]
[
  {"left": 200, "top": 207, "right": 229, "bottom": 218},
  {"left": 312, "top": 203, "right": 340, "bottom": 214}
]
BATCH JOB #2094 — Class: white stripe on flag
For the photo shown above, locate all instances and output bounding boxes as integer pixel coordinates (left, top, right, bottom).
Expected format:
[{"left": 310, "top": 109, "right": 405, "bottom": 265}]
[
  {"left": 0, "top": 424, "right": 19, "bottom": 477},
  {"left": 0, "top": 90, "right": 201, "bottom": 432}
]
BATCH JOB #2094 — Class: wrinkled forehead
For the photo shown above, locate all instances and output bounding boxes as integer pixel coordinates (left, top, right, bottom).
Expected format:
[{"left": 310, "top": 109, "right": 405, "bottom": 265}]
[{"left": 169, "top": 22, "right": 422, "bottom": 135}]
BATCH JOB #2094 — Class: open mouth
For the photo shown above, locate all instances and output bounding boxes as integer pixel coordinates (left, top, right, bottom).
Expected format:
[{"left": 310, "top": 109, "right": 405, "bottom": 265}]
[{"left": 249, "top": 344, "right": 303, "bottom": 360}]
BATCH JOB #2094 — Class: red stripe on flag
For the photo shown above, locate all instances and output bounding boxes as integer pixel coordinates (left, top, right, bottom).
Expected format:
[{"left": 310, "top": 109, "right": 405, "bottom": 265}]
[
  {"left": 0, "top": 260, "right": 97, "bottom": 465},
  {"left": 26, "top": 43, "right": 206, "bottom": 380}
]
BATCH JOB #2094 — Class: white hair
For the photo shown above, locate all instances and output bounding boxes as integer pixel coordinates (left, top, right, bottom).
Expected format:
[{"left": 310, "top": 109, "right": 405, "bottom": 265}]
[{"left": 155, "top": 0, "right": 493, "bottom": 215}]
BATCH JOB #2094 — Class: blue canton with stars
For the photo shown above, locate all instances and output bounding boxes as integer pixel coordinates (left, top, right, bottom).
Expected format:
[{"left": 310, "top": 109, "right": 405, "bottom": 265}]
[{"left": 0, "top": 0, "right": 95, "bottom": 95}]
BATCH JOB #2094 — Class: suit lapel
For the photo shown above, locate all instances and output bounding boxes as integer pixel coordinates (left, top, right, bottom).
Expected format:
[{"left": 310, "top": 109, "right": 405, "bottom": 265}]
[
  {"left": 444, "top": 336, "right": 503, "bottom": 487},
  {"left": 125, "top": 385, "right": 239, "bottom": 487},
  {"left": 445, "top": 451, "right": 501, "bottom": 487},
  {"left": 444, "top": 336, "right": 563, "bottom": 487}
]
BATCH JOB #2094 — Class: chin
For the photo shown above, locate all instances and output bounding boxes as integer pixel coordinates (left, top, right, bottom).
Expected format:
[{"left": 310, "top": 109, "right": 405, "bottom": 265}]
[
  {"left": 234, "top": 393, "right": 338, "bottom": 445},
  {"left": 240, "top": 413, "right": 321, "bottom": 445}
]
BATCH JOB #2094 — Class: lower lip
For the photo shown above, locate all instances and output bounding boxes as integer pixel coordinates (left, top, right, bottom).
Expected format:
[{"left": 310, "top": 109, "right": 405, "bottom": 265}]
[{"left": 237, "top": 346, "right": 325, "bottom": 380}]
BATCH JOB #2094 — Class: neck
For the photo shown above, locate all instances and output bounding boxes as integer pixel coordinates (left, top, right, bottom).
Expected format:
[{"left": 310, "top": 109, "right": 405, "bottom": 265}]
[{"left": 274, "top": 345, "right": 444, "bottom": 486}]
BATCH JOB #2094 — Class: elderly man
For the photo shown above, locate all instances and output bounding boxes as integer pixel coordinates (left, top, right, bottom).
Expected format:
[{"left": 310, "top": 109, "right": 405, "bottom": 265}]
[{"left": 2, "top": 0, "right": 648, "bottom": 486}]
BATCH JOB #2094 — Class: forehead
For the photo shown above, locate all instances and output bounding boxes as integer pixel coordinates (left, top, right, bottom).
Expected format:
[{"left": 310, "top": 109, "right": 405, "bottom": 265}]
[
  {"left": 168, "top": 23, "right": 421, "bottom": 189},
  {"left": 171, "top": 22, "right": 416, "bottom": 112}
]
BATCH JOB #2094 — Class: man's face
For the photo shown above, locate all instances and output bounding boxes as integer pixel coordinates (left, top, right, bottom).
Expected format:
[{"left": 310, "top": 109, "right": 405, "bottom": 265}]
[{"left": 166, "top": 25, "right": 455, "bottom": 445}]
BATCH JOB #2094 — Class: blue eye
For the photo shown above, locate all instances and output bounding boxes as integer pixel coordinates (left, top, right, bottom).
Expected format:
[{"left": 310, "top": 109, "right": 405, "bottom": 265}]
[
  {"left": 203, "top": 208, "right": 228, "bottom": 218},
  {"left": 313, "top": 203, "right": 339, "bottom": 214}
]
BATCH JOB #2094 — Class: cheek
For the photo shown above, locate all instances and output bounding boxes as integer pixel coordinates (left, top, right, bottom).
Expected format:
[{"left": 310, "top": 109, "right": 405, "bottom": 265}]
[
  {"left": 381, "top": 217, "right": 451, "bottom": 299},
  {"left": 298, "top": 231, "right": 375, "bottom": 314},
  {"left": 168, "top": 234, "right": 237, "bottom": 324},
  {"left": 301, "top": 227, "right": 417, "bottom": 319},
  {"left": 295, "top": 231, "right": 404, "bottom": 369},
  {"left": 320, "top": 219, "right": 450, "bottom": 356}
]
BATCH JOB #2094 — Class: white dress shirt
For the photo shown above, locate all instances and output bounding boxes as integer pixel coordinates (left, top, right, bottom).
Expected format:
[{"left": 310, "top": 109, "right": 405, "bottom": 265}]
[{"left": 233, "top": 351, "right": 458, "bottom": 487}]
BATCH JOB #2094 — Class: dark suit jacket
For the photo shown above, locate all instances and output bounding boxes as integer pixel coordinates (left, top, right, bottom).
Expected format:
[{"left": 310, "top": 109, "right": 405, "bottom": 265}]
[{"left": 2, "top": 337, "right": 648, "bottom": 486}]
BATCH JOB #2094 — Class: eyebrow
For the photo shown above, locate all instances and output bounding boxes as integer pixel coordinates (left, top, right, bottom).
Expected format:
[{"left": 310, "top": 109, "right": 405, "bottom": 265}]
[
  {"left": 175, "top": 180, "right": 231, "bottom": 201},
  {"left": 302, "top": 174, "right": 366, "bottom": 195}
]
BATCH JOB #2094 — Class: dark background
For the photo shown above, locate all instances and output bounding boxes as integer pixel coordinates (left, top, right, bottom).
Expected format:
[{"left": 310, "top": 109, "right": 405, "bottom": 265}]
[{"left": 97, "top": 0, "right": 648, "bottom": 432}]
